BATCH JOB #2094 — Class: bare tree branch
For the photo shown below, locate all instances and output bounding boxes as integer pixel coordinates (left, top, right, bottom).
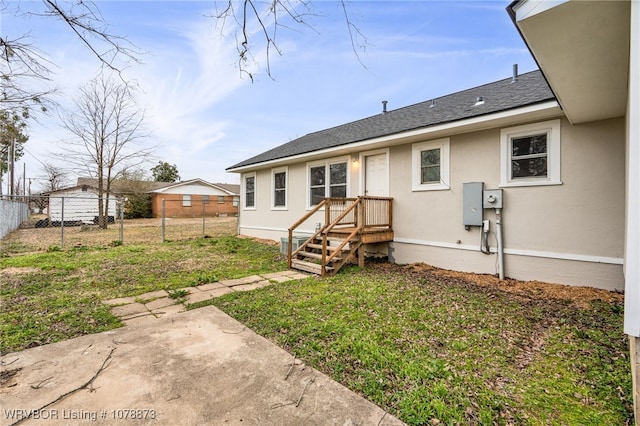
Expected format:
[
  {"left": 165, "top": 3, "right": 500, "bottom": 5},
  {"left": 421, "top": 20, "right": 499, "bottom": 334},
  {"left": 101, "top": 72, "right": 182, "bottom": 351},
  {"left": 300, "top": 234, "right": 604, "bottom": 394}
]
[
  {"left": 59, "top": 72, "right": 153, "bottom": 228},
  {"left": 211, "top": 0, "right": 368, "bottom": 81}
]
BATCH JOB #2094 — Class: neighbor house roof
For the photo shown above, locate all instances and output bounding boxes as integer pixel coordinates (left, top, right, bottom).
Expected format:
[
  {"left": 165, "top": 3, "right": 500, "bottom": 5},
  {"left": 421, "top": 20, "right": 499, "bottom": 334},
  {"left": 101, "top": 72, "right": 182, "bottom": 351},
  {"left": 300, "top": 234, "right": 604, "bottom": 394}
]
[
  {"left": 227, "top": 69, "right": 555, "bottom": 170},
  {"left": 76, "top": 177, "right": 173, "bottom": 192},
  {"left": 149, "top": 178, "right": 239, "bottom": 195},
  {"left": 213, "top": 183, "right": 240, "bottom": 195}
]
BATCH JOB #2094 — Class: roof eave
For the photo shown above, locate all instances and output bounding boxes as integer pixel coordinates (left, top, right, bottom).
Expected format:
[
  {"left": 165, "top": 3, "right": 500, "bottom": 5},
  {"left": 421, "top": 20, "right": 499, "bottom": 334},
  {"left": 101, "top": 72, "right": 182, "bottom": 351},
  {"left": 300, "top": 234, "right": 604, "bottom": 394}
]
[{"left": 227, "top": 100, "right": 561, "bottom": 173}]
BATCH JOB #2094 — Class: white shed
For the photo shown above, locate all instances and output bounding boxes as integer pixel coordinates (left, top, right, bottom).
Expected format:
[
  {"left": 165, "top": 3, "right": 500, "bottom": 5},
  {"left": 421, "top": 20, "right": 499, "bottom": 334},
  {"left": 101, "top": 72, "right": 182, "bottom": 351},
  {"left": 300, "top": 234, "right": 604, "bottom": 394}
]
[{"left": 47, "top": 185, "right": 118, "bottom": 225}]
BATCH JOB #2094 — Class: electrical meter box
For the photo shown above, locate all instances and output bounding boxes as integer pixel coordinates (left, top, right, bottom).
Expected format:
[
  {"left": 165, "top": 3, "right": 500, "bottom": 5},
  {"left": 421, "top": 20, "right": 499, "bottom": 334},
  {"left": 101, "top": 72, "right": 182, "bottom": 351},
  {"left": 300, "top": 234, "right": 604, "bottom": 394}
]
[
  {"left": 463, "top": 182, "right": 484, "bottom": 227},
  {"left": 483, "top": 189, "right": 504, "bottom": 209}
]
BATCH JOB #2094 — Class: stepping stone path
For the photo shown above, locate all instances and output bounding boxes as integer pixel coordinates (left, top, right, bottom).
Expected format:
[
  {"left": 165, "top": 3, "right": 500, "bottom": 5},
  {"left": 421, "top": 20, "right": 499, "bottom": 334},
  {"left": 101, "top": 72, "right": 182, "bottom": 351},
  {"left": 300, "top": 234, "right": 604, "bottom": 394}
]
[{"left": 103, "top": 271, "right": 310, "bottom": 326}]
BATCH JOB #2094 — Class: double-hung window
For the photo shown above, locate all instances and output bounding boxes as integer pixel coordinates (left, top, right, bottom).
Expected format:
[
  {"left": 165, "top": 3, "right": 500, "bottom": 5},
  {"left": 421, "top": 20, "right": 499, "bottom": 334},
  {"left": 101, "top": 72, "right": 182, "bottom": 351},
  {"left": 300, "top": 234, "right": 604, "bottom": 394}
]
[
  {"left": 412, "top": 138, "right": 450, "bottom": 191},
  {"left": 308, "top": 159, "right": 348, "bottom": 207},
  {"left": 182, "top": 194, "right": 192, "bottom": 207},
  {"left": 244, "top": 172, "right": 256, "bottom": 209},
  {"left": 500, "top": 120, "right": 561, "bottom": 187},
  {"left": 272, "top": 167, "right": 288, "bottom": 209}
]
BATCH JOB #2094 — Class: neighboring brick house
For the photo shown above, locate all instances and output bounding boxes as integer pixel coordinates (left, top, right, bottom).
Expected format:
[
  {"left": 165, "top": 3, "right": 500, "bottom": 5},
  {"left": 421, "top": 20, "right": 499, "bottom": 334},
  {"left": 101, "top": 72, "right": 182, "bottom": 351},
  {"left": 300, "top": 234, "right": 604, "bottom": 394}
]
[{"left": 149, "top": 179, "right": 239, "bottom": 218}]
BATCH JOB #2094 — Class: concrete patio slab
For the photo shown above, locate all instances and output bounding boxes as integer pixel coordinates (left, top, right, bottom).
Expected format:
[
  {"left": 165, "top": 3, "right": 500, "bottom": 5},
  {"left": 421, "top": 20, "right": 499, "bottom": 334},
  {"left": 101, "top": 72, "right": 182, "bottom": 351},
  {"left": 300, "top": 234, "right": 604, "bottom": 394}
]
[{"left": 0, "top": 306, "right": 404, "bottom": 426}]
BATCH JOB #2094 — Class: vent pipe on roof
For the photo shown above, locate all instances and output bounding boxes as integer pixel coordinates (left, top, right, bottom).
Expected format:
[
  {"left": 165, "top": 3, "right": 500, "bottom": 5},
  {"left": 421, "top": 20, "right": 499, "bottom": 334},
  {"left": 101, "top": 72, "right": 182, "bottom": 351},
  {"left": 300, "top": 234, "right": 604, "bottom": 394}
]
[
  {"left": 430, "top": 99, "right": 436, "bottom": 108},
  {"left": 474, "top": 96, "right": 485, "bottom": 106},
  {"left": 382, "top": 100, "right": 388, "bottom": 114},
  {"left": 512, "top": 63, "right": 518, "bottom": 83}
]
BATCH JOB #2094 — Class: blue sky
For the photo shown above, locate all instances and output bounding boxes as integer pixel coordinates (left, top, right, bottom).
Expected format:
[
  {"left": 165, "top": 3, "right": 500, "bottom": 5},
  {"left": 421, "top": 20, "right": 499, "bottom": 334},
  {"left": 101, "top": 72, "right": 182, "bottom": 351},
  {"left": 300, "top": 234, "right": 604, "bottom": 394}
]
[{"left": 3, "top": 1, "right": 537, "bottom": 188}]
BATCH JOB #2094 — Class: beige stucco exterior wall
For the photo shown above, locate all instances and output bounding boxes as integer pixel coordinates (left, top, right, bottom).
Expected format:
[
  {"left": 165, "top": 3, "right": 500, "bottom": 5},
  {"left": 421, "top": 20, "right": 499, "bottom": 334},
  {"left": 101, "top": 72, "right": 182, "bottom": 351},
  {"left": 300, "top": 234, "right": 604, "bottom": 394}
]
[
  {"left": 239, "top": 158, "right": 360, "bottom": 241},
  {"left": 238, "top": 116, "right": 625, "bottom": 290},
  {"left": 389, "top": 116, "right": 625, "bottom": 290}
]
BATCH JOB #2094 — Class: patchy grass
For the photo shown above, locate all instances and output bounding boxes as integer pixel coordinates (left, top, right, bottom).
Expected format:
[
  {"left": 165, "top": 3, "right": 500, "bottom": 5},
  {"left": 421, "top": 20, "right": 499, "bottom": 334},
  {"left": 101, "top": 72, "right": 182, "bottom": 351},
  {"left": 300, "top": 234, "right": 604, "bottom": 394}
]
[
  {"left": 0, "top": 235, "right": 286, "bottom": 354},
  {"left": 1, "top": 219, "right": 633, "bottom": 424},
  {"left": 206, "top": 263, "right": 633, "bottom": 426}
]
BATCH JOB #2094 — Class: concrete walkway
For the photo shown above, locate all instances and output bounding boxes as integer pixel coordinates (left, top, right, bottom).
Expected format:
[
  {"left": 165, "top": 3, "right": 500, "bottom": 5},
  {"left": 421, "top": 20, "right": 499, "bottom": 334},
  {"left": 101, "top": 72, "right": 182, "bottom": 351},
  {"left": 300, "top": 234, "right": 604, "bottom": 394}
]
[
  {"left": 1, "top": 272, "right": 406, "bottom": 425},
  {"left": 103, "top": 271, "right": 310, "bottom": 326}
]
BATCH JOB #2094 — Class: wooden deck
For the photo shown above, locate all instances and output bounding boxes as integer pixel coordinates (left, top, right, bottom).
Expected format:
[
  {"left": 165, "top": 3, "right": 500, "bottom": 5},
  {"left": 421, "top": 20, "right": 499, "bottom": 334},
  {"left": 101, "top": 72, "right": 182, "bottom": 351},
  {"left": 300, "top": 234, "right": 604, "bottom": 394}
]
[{"left": 287, "top": 197, "right": 393, "bottom": 276}]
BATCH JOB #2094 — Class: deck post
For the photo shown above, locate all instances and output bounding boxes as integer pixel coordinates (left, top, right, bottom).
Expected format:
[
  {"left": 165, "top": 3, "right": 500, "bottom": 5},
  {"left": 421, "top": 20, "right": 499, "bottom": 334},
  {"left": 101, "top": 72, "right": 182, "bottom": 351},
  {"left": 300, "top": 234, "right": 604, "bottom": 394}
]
[{"left": 287, "top": 228, "right": 293, "bottom": 269}]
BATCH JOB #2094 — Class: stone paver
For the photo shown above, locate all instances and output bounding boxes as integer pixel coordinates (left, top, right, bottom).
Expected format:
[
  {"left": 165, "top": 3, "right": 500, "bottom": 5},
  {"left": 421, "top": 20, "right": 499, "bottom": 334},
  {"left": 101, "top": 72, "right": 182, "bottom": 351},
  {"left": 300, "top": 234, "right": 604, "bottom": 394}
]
[
  {"left": 111, "top": 302, "right": 148, "bottom": 317},
  {"left": 233, "top": 280, "right": 273, "bottom": 291},
  {"left": 103, "top": 296, "right": 137, "bottom": 306},
  {"left": 263, "top": 274, "right": 294, "bottom": 283},
  {"left": 220, "top": 275, "right": 264, "bottom": 286},
  {"left": 145, "top": 297, "right": 176, "bottom": 310},
  {"left": 151, "top": 304, "right": 186, "bottom": 317},
  {"left": 123, "top": 313, "right": 158, "bottom": 327},
  {"left": 104, "top": 271, "right": 310, "bottom": 324},
  {"left": 137, "top": 289, "right": 169, "bottom": 301},
  {"left": 185, "top": 290, "right": 216, "bottom": 304},
  {"left": 198, "top": 282, "right": 226, "bottom": 291},
  {"left": 202, "top": 287, "right": 235, "bottom": 298}
]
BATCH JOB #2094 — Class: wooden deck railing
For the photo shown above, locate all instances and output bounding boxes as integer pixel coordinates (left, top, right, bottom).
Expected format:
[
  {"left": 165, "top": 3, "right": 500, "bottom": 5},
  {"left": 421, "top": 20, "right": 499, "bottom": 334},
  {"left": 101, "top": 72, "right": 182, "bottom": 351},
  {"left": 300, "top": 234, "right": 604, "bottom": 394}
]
[{"left": 287, "top": 196, "right": 393, "bottom": 270}]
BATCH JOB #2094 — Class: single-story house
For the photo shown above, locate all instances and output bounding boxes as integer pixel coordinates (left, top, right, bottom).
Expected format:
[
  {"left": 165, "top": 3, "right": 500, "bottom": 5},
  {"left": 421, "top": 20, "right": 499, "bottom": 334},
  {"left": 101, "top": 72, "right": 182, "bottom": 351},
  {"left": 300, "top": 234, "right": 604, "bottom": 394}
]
[
  {"left": 228, "top": 67, "right": 624, "bottom": 290},
  {"left": 46, "top": 185, "right": 119, "bottom": 225},
  {"left": 149, "top": 179, "right": 239, "bottom": 218},
  {"left": 228, "top": 0, "right": 639, "bottom": 416}
]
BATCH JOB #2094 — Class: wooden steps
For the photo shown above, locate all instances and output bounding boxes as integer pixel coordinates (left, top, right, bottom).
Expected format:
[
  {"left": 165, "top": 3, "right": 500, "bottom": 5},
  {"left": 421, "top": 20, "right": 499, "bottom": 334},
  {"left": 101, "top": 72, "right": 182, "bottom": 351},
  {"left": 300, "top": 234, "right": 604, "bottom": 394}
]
[{"left": 286, "top": 196, "right": 394, "bottom": 276}]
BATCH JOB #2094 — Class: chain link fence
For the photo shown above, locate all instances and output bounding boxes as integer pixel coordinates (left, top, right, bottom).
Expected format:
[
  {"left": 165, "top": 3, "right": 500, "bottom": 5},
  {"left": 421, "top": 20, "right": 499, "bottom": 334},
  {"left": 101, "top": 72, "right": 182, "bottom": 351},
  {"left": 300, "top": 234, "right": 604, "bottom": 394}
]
[{"left": 1, "top": 194, "right": 238, "bottom": 251}]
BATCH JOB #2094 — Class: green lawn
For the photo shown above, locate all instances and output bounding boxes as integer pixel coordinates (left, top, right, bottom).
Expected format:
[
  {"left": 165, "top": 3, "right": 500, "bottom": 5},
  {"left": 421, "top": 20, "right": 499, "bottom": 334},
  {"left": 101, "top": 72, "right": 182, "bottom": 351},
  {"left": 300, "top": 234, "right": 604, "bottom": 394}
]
[
  {"left": 0, "top": 236, "right": 286, "bottom": 353},
  {"left": 0, "top": 235, "right": 633, "bottom": 425},
  {"left": 202, "top": 264, "right": 633, "bottom": 426}
]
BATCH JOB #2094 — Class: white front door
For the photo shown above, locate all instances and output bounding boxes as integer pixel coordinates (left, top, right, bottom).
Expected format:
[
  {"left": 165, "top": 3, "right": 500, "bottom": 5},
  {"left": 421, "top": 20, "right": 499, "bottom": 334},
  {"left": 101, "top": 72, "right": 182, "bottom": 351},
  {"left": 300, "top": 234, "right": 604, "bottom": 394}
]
[{"left": 364, "top": 153, "right": 389, "bottom": 196}]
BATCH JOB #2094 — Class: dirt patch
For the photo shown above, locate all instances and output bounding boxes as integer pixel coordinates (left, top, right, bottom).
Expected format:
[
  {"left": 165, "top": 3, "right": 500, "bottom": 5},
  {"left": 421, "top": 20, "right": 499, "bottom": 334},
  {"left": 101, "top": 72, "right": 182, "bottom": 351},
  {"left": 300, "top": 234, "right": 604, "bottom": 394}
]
[
  {"left": 405, "top": 263, "right": 623, "bottom": 308},
  {"left": 238, "top": 234, "right": 279, "bottom": 246},
  {"left": 0, "top": 267, "right": 40, "bottom": 275}
]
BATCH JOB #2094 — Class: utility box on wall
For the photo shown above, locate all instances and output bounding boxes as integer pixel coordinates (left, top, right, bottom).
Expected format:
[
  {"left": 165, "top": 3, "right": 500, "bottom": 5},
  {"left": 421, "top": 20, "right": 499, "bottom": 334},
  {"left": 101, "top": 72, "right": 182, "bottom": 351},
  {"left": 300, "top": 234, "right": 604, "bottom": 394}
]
[
  {"left": 463, "top": 182, "right": 484, "bottom": 227},
  {"left": 483, "top": 189, "right": 504, "bottom": 209}
]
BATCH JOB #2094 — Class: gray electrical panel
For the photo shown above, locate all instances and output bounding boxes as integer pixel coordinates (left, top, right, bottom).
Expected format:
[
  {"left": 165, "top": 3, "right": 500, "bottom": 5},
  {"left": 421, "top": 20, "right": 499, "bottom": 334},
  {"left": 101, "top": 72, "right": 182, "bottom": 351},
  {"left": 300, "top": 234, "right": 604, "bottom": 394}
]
[{"left": 463, "top": 182, "right": 484, "bottom": 227}]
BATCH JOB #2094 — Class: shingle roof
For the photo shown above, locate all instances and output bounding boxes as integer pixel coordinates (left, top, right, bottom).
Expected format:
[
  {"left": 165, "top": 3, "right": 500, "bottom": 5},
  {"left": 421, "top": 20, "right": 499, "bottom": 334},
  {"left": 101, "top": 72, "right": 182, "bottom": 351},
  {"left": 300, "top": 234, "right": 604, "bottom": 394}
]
[{"left": 227, "top": 70, "right": 555, "bottom": 170}]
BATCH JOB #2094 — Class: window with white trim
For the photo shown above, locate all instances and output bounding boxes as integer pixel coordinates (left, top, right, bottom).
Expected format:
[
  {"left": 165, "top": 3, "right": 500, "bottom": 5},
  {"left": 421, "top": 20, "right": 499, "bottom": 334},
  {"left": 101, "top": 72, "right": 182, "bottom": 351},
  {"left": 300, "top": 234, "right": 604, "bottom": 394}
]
[
  {"left": 217, "top": 196, "right": 225, "bottom": 204},
  {"left": 307, "top": 159, "right": 348, "bottom": 207},
  {"left": 243, "top": 173, "right": 256, "bottom": 209},
  {"left": 272, "top": 167, "right": 288, "bottom": 209},
  {"left": 500, "top": 120, "right": 561, "bottom": 187},
  {"left": 412, "top": 138, "right": 450, "bottom": 191},
  {"left": 182, "top": 194, "right": 192, "bottom": 207}
]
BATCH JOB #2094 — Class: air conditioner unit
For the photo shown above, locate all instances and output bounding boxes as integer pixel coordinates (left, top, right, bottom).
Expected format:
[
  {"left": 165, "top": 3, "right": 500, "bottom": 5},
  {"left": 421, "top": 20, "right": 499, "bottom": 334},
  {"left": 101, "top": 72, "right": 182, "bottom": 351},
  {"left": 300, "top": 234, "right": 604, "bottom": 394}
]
[{"left": 280, "top": 236, "right": 309, "bottom": 254}]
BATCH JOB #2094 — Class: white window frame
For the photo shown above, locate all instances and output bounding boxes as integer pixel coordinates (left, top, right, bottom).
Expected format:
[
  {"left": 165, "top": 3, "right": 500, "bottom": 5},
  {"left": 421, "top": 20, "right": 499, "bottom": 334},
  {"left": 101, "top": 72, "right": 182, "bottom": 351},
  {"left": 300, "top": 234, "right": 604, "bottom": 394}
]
[
  {"left": 500, "top": 119, "right": 562, "bottom": 187},
  {"left": 271, "top": 166, "right": 288, "bottom": 210},
  {"left": 412, "top": 138, "right": 450, "bottom": 191},
  {"left": 182, "top": 194, "right": 192, "bottom": 207},
  {"left": 306, "top": 156, "right": 350, "bottom": 209},
  {"left": 243, "top": 172, "right": 256, "bottom": 210}
]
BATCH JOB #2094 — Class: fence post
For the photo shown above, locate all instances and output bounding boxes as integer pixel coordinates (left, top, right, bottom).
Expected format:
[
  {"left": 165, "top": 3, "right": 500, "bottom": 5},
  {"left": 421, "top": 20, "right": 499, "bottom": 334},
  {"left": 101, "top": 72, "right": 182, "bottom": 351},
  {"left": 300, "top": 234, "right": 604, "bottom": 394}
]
[
  {"left": 161, "top": 198, "right": 165, "bottom": 242},
  {"left": 202, "top": 201, "right": 205, "bottom": 238},
  {"left": 60, "top": 196, "right": 65, "bottom": 248},
  {"left": 119, "top": 197, "right": 124, "bottom": 244}
]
